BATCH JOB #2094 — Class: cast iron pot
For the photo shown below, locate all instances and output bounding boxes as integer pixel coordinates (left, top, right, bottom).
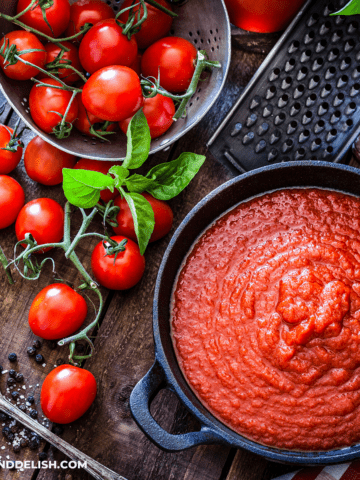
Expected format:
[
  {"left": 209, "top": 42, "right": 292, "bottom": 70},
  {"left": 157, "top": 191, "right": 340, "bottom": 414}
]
[{"left": 130, "top": 161, "right": 360, "bottom": 465}]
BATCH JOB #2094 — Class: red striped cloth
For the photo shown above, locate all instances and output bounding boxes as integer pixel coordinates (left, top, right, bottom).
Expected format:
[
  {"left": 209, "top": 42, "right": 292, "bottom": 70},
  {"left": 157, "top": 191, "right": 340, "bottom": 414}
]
[{"left": 274, "top": 462, "right": 360, "bottom": 480}]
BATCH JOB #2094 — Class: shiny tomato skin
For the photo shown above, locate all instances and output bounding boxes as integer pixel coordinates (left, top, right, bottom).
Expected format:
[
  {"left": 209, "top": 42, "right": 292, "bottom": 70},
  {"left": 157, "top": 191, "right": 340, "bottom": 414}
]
[
  {"left": 0, "top": 126, "right": 23, "bottom": 174},
  {"left": 74, "top": 158, "right": 122, "bottom": 203},
  {"left": 74, "top": 92, "right": 117, "bottom": 137},
  {"left": 141, "top": 37, "right": 197, "bottom": 93},
  {"left": 0, "top": 31, "right": 46, "bottom": 81},
  {"left": 38, "top": 42, "right": 82, "bottom": 85},
  {"left": 119, "top": 0, "right": 173, "bottom": 50},
  {"left": 15, "top": 198, "right": 64, "bottom": 253},
  {"left": 119, "top": 94, "right": 175, "bottom": 139},
  {"left": 24, "top": 136, "right": 76, "bottom": 186},
  {"left": 16, "top": 0, "right": 71, "bottom": 38},
  {"left": 65, "top": 0, "right": 115, "bottom": 42},
  {"left": 29, "top": 78, "right": 79, "bottom": 134},
  {"left": 130, "top": 52, "right": 142, "bottom": 76},
  {"left": 113, "top": 193, "right": 173, "bottom": 242},
  {"left": 91, "top": 235, "right": 145, "bottom": 290},
  {"left": 29, "top": 284, "right": 88, "bottom": 340},
  {"left": 82, "top": 66, "right": 143, "bottom": 122},
  {"left": 79, "top": 19, "right": 138, "bottom": 74},
  {"left": 41, "top": 365, "right": 97, "bottom": 424},
  {"left": 0, "top": 175, "right": 25, "bottom": 230}
]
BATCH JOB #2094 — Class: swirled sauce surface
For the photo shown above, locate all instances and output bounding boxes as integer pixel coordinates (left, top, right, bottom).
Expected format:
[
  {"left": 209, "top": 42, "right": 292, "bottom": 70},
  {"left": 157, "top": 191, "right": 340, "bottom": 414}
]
[{"left": 171, "top": 188, "right": 360, "bottom": 451}]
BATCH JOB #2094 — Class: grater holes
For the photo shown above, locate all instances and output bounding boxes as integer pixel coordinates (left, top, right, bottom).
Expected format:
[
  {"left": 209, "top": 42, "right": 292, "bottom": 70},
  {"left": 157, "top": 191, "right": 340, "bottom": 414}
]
[
  {"left": 287, "top": 120, "right": 298, "bottom": 134},
  {"left": 282, "top": 139, "right": 294, "bottom": 153},
  {"left": 323, "top": 4, "right": 335, "bottom": 16},
  {"left": 290, "top": 102, "right": 301, "bottom": 117},
  {"left": 331, "top": 30, "right": 343, "bottom": 43},
  {"left": 335, "top": 15, "right": 345, "bottom": 25},
  {"left": 211, "top": 47, "right": 215, "bottom": 52},
  {"left": 337, "top": 74, "right": 348, "bottom": 88},
  {"left": 294, "top": 84, "right": 305, "bottom": 99},
  {"left": 315, "top": 39, "right": 327, "bottom": 53},
  {"left": 326, "top": 128, "right": 338, "bottom": 142},
  {"left": 269, "top": 68, "right": 280, "bottom": 81},
  {"left": 348, "top": 21, "right": 359, "bottom": 34},
  {"left": 281, "top": 77, "right": 292, "bottom": 90},
  {"left": 312, "top": 57, "right": 324, "bottom": 71},
  {"left": 352, "top": 65, "right": 360, "bottom": 79},
  {"left": 309, "top": 75, "right": 320, "bottom": 89},
  {"left": 314, "top": 119, "right": 325, "bottom": 134},
  {"left": 325, "top": 66, "right": 336, "bottom": 80},
  {"left": 302, "top": 110, "right": 313, "bottom": 125},
  {"left": 307, "top": 13, "right": 319, "bottom": 27},
  {"left": 345, "top": 102, "right": 357, "bottom": 114},
  {"left": 285, "top": 58, "right": 296, "bottom": 72},
  {"left": 306, "top": 93, "right": 317, "bottom": 107},
  {"left": 288, "top": 40, "right": 300, "bottom": 54},
  {"left": 296, "top": 148, "right": 306, "bottom": 158},
  {"left": 330, "top": 110, "right": 341, "bottom": 124},
  {"left": 320, "top": 83, "right": 332, "bottom": 98},
  {"left": 278, "top": 94, "right": 289, "bottom": 108},
  {"left": 351, "top": 83, "right": 360, "bottom": 96},
  {"left": 340, "top": 57, "right": 351, "bottom": 71},
  {"left": 298, "top": 129, "right": 310, "bottom": 143},
  {"left": 326, "top": 146, "right": 334, "bottom": 153},
  {"left": 344, "top": 39, "right": 355, "bottom": 52},
  {"left": 300, "top": 49, "right": 312, "bottom": 63},
  {"left": 318, "top": 102, "right": 329, "bottom": 116},
  {"left": 274, "top": 112, "right": 286, "bottom": 126},
  {"left": 311, "top": 138, "right": 322, "bottom": 152},
  {"left": 346, "top": 119, "right": 353, "bottom": 128},
  {"left": 189, "top": 31, "right": 193, "bottom": 37},
  {"left": 304, "top": 31, "right": 315, "bottom": 45},
  {"left": 328, "top": 48, "right": 339, "bottom": 61},
  {"left": 319, "top": 21, "right": 331, "bottom": 35},
  {"left": 297, "top": 66, "right": 308, "bottom": 81},
  {"left": 231, "top": 123, "right": 242, "bottom": 137}
]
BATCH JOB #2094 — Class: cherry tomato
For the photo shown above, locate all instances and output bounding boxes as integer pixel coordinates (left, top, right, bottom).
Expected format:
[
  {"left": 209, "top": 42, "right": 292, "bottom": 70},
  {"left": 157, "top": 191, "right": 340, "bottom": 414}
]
[
  {"left": 91, "top": 235, "right": 145, "bottom": 290},
  {"left": 38, "top": 42, "right": 83, "bottom": 85},
  {"left": 113, "top": 193, "right": 173, "bottom": 242},
  {"left": 16, "top": 0, "right": 71, "bottom": 38},
  {"left": 74, "top": 92, "right": 117, "bottom": 137},
  {"left": 0, "top": 175, "right": 25, "bottom": 230},
  {"left": 24, "top": 136, "right": 76, "bottom": 186},
  {"left": 119, "top": 0, "right": 173, "bottom": 50},
  {"left": 0, "top": 31, "right": 46, "bottom": 81},
  {"left": 82, "top": 66, "right": 143, "bottom": 122},
  {"left": 29, "top": 284, "right": 88, "bottom": 340},
  {"left": 79, "top": 19, "right": 137, "bottom": 74},
  {"left": 74, "top": 158, "right": 122, "bottom": 203},
  {"left": 41, "top": 365, "right": 97, "bottom": 424},
  {"left": 141, "top": 37, "right": 197, "bottom": 93},
  {"left": 15, "top": 198, "right": 64, "bottom": 253},
  {"left": 0, "top": 125, "right": 23, "bottom": 174},
  {"left": 119, "top": 94, "right": 175, "bottom": 139},
  {"left": 65, "top": 0, "right": 115, "bottom": 42},
  {"left": 29, "top": 78, "right": 79, "bottom": 134},
  {"left": 130, "top": 52, "right": 142, "bottom": 76}
]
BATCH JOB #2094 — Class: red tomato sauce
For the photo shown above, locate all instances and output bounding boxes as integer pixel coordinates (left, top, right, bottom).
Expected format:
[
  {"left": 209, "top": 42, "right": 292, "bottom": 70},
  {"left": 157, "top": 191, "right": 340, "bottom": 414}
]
[{"left": 171, "top": 188, "right": 360, "bottom": 451}]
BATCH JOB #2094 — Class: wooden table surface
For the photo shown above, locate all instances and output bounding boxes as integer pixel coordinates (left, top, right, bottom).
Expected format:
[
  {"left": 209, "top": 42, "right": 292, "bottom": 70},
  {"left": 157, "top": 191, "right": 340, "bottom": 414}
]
[{"left": 1, "top": 30, "right": 359, "bottom": 480}]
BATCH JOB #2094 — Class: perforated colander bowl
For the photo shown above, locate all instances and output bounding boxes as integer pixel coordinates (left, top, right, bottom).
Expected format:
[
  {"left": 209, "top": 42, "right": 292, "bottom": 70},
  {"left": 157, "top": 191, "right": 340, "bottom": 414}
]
[{"left": 0, "top": 0, "right": 231, "bottom": 160}]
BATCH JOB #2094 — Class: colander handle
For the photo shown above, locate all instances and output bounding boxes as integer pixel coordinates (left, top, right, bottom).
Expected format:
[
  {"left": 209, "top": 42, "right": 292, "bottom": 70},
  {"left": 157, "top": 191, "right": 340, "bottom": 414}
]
[{"left": 130, "top": 360, "right": 228, "bottom": 452}]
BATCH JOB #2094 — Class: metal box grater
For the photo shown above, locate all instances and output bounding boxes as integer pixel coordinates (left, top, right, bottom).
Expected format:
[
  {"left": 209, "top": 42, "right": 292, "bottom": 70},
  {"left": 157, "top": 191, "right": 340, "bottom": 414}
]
[{"left": 207, "top": 0, "right": 360, "bottom": 174}]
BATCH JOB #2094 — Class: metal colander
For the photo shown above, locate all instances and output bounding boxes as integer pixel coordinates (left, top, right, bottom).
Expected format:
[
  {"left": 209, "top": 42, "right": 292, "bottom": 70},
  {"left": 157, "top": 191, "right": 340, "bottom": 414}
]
[{"left": 0, "top": 0, "right": 231, "bottom": 160}]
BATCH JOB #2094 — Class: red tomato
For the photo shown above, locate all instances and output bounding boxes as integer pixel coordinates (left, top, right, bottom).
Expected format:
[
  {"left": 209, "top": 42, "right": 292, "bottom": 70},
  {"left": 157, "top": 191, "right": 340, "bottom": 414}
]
[
  {"left": 0, "top": 125, "right": 23, "bottom": 174},
  {"left": 91, "top": 235, "right": 145, "bottom": 290},
  {"left": 79, "top": 19, "right": 137, "bottom": 74},
  {"left": 119, "top": 0, "right": 173, "bottom": 50},
  {"left": 74, "top": 92, "right": 117, "bottom": 137},
  {"left": 113, "top": 193, "right": 173, "bottom": 242},
  {"left": 141, "top": 37, "right": 197, "bottom": 93},
  {"left": 0, "top": 175, "right": 25, "bottom": 230},
  {"left": 130, "top": 52, "right": 142, "bottom": 76},
  {"left": 119, "top": 94, "right": 175, "bottom": 139},
  {"left": 74, "top": 158, "right": 122, "bottom": 203},
  {"left": 82, "top": 66, "right": 143, "bottom": 122},
  {"left": 0, "top": 31, "right": 46, "bottom": 81},
  {"left": 38, "top": 42, "right": 82, "bottom": 85},
  {"left": 16, "top": 0, "right": 71, "bottom": 38},
  {"left": 224, "top": 0, "right": 306, "bottom": 33},
  {"left": 65, "top": 0, "right": 115, "bottom": 42},
  {"left": 15, "top": 198, "right": 64, "bottom": 253},
  {"left": 41, "top": 365, "right": 97, "bottom": 424},
  {"left": 29, "top": 78, "right": 79, "bottom": 134},
  {"left": 29, "top": 284, "right": 88, "bottom": 340},
  {"left": 24, "top": 136, "right": 76, "bottom": 186}
]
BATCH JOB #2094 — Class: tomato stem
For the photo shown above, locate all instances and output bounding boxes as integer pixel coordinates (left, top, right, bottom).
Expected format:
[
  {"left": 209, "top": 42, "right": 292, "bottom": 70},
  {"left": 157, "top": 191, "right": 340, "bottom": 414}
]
[
  {"left": 52, "top": 89, "right": 79, "bottom": 139},
  {"left": 2, "top": 118, "right": 24, "bottom": 153},
  {"left": 0, "top": 246, "right": 14, "bottom": 285},
  {"left": 65, "top": 207, "right": 98, "bottom": 259},
  {"left": 12, "top": 0, "right": 39, "bottom": 20},
  {"left": 144, "top": 0, "right": 177, "bottom": 17}
]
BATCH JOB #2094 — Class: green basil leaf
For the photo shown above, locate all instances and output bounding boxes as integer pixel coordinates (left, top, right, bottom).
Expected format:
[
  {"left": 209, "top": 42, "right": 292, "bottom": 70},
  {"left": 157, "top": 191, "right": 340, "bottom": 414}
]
[
  {"left": 121, "top": 189, "right": 155, "bottom": 255},
  {"left": 109, "top": 165, "right": 130, "bottom": 190},
  {"left": 125, "top": 174, "right": 155, "bottom": 193},
  {"left": 122, "top": 110, "right": 151, "bottom": 170},
  {"left": 331, "top": 0, "right": 360, "bottom": 15},
  {"left": 145, "top": 152, "right": 206, "bottom": 200},
  {"left": 63, "top": 168, "right": 115, "bottom": 208}
]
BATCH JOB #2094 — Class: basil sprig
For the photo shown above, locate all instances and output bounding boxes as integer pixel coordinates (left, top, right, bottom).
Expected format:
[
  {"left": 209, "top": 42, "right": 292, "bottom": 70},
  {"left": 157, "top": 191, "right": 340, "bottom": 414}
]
[
  {"left": 62, "top": 110, "right": 205, "bottom": 254},
  {"left": 331, "top": 0, "right": 360, "bottom": 15}
]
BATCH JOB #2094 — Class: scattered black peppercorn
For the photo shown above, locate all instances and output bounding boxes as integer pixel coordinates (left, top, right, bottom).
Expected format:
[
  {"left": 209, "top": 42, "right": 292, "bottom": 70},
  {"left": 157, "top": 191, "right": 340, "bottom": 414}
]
[
  {"left": 29, "top": 436, "right": 40, "bottom": 450},
  {"left": 27, "top": 347, "right": 36, "bottom": 357},
  {"left": 20, "top": 438, "right": 29, "bottom": 448},
  {"left": 35, "top": 354, "right": 44, "bottom": 364},
  {"left": 27, "top": 395, "right": 35, "bottom": 404},
  {"left": 48, "top": 341, "right": 57, "bottom": 350},
  {"left": 0, "top": 413, "right": 8, "bottom": 421},
  {"left": 33, "top": 340, "right": 42, "bottom": 350},
  {"left": 8, "top": 353, "right": 17, "bottom": 362},
  {"left": 15, "top": 373, "right": 24, "bottom": 383},
  {"left": 13, "top": 444, "right": 21, "bottom": 453},
  {"left": 10, "top": 423, "right": 19, "bottom": 434},
  {"left": 52, "top": 424, "right": 64, "bottom": 435},
  {"left": 7, "top": 432, "right": 14, "bottom": 442},
  {"left": 29, "top": 409, "right": 38, "bottom": 419},
  {"left": 7, "top": 378, "right": 16, "bottom": 386},
  {"left": 2, "top": 426, "right": 10, "bottom": 437},
  {"left": 11, "top": 391, "right": 19, "bottom": 400},
  {"left": 38, "top": 451, "right": 47, "bottom": 461},
  {"left": 8, "top": 369, "right": 16, "bottom": 378}
]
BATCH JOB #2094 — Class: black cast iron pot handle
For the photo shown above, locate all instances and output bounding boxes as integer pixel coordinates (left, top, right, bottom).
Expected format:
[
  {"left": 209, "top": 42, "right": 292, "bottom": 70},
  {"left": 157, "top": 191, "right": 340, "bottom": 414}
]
[{"left": 130, "top": 360, "right": 228, "bottom": 452}]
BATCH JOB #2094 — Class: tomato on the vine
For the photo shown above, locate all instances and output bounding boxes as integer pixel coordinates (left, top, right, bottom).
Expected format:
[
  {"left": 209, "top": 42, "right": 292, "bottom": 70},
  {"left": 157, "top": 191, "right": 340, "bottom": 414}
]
[
  {"left": 91, "top": 235, "right": 145, "bottom": 290},
  {"left": 41, "top": 365, "right": 97, "bottom": 424},
  {"left": 130, "top": 52, "right": 142, "bottom": 76},
  {"left": 74, "top": 92, "right": 117, "bottom": 137},
  {"left": 119, "top": 94, "right": 175, "bottom": 139},
  {"left": 74, "top": 158, "right": 122, "bottom": 203},
  {"left": 141, "top": 37, "right": 197, "bottom": 93},
  {"left": 29, "top": 284, "right": 88, "bottom": 340},
  {"left": 38, "top": 42, "right": 83, "bottom": 85},
  {"left": 16, "top": 0, "right": 71, "bottom": 38},
  {"left": 82, "top": 66, "right": 143, "bottom": 122},
  {"left": 119, "top": 0, "right": 173, "bottom": 50},
  {"left": 79, "top": 19, "right": 138, "bottom": 75},
  {"left": 113, "top": 193, "right": 173, "bottom": 243},
  {"left": 24, "top": 136, "right": 77, "bottom": 186},
  {"left": 29, "top": 78, "right": 79, "bottom": 134},
  {"left": 0, "top": 175, "right": 25, "bottom": 230},
  {"left": 0, "top": 31, "right": 46, "bottom": 81},
  {"left": 0, "top": 125, "right": 23, "bottom": 174},
  {"left": 65, "top": 0, "right": 115, "bottom": 42},
  {"left": 15, "top": 198, "right": 64, "bottom": 253}
]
